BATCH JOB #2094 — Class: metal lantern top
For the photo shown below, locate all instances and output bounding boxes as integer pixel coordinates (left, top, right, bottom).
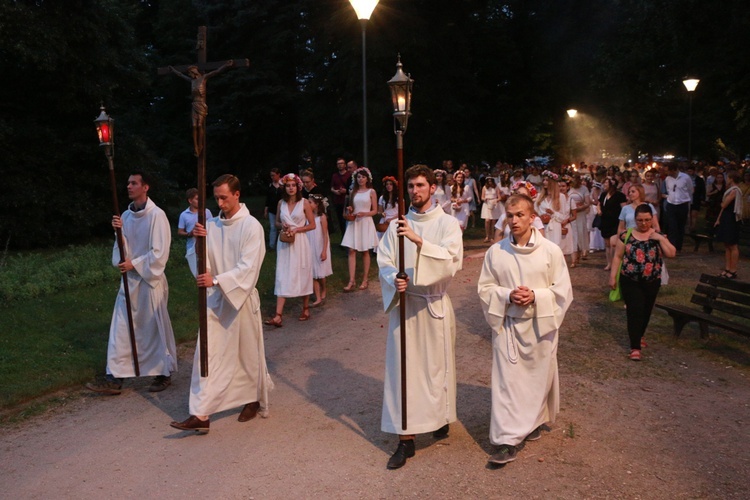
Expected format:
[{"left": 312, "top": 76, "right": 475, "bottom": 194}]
[
  {"left": 682, "top": 78, "right": 700, "bottom": 92},
  {"left": 349, "top": 0, "right": 379, "bottom": 20},
  {"left": 387, "top": 55, "right": 413, "bottom": 133},
  {"left": 94, "top": 105, "right": 114, "bottom": 147}
]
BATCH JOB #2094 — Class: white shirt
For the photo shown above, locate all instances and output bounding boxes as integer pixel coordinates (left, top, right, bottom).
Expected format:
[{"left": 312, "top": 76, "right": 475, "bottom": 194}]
[{"left": 665, "top": 171, "right": 694, "bottom": 205}]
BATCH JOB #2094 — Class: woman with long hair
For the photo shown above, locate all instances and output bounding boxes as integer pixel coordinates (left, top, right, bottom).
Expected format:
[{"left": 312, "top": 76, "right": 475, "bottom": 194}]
[
  {"left": 705, "top": 171, "right": 726, "bottom": 229},
  {"left": 308, "top": 194, "right": 332, "bottom": 307},
  {"left": 433, "top": 169, "right": 452, "bottom": 213},
  {"left": 610, "top": 204, "right": 676, "bottom": 360},
  {"left": 377, "top": 176, "right": 399, "bottom": 239},
  {"left": 557, "top": 177, "right": 577, "bottom": 266},
  {"left": 265, "top": 174, "right": 316, "bottom": 327},
  {"left": 569, "top": 173, "right": 591, "bottom": 263},
  {"left": 480, "top": 177, "right": 503, "bottom": 242},
  {"left": 599, "top": 176, "right": 627, "bottom": 270},
  {"left": 714, "top": 170, "right": 743, "bottom": 279},
  {"left": 450, "top": 170, "right": 473, "bottom": 231},
  {"left": 617, "top": 184, "right": 661, "bottom": 234},
  {"left": 341, "top": 167, "right": 379, "bottom": 291},
  {"left": 535, "top": 170, "right": 568, "bottom": 247}
]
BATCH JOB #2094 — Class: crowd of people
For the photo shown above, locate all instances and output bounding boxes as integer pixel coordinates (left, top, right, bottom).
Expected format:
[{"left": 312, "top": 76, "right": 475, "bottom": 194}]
[{"left": 84, "top": 156, "right": 747, "bottom": 469}]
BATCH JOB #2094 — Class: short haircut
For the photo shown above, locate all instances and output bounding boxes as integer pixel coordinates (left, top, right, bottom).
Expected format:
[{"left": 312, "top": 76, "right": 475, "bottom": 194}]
[
  {"left": 270, "top": 167, "right": 281, "bottom": 175},
  {"left": 185, "top": 188, "right": 198, "bottom": 199},
  {"left": 301, "top": 168, "right": 315, "bottom": 180},
  {"left": 727, "top": 170, "right": 741, "bottom": 184},
  {"left": 667, "top": 163, "right": 679, "bottom": 172},
  {"left": 129, "top": 170, "right": 152, "bottom": 187},
  {"left": 505, "top": 193, "right": 535, "bottom": 213},
  {"left": 213, "top": 174, "right": 241, "bottom": 194},
  {"left": 405, "top": 164, "right": 436, "bottom": 185}
]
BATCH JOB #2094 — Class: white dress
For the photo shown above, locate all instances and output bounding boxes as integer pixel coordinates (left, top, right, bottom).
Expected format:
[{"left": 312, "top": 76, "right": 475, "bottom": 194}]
[
  {"left": 558, "top": 195, "right": 576, "bottom": 255},
  {"left": 341, "top": 189, "right": 379, "bottom": 251},
  {"left": 451, "top": 186, "right": 473, "bottom": 229},
  {"left": 536, "top": 194, "right": 568, "bottom": 247},
  {"left": 433, "top": 186, "right": 452, "bottom": 213},
  {"left": 481, "top": 187, "right": 502, "bottom": 220},
  {"left": 308, "top": 215, "right": 333, "bottom": 279},
  {"left": 377, "top": 196, "right": 399, "bottom": 241},
  {"left": 275, "top": 200, "right": 313, "bottom": 297}
]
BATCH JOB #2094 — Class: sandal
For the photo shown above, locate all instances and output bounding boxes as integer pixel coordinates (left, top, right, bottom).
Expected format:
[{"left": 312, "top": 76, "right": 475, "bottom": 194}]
[
  {"left": 298, "top": 308, "right": 310, "bottom": 321},
  {"left": 343, "top": 281, "right": 356, "bottom": 292},
  {"left": 629, "top": 349, "right": 641, "bottom": 361},
  {"left": 264, "top": 314, "right": 283, "bottom": 328},
  {"left": 310, "top": 297, "right": 326, "bottom": 308},
  {"left": 718, "top": 269, "right": 730, "bottom": 277},
  {"left": 359, "top": 280, "right": 369, "bottom": 290},
  {"left": 725, "top": 271, "right": 738, "bottom": 279}
]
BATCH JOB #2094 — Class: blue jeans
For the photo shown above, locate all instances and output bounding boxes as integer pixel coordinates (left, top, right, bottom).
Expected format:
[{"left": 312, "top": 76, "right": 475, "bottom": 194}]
[{"left": 267, "top": 212, "right": 278, "bottom": 249}]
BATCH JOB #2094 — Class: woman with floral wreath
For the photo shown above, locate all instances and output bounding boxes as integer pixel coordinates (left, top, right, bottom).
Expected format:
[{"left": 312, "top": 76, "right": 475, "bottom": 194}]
[
  {"left": 535, "top": 170, "right": 569, "bottom": 248},
  {"left": 376, "top": 176, "right": 399, "bottom": 239},
  {"left": 265, "top": 173, "right": 316, "bottom": 327},
  {"left": 341, "top": 167, "right": 379, "bottom": 291},
  {"left": 450, "top": 170, "right": 473, "bottom": 230},
  {"left": 433, "top": 169, "right": 452, "bottom": 213}
]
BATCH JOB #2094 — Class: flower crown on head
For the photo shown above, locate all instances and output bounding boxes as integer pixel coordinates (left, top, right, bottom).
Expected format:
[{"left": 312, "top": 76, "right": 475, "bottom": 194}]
[
  {"left": 281, "top": 173, "right": 303, "bottom": 189},
  {"left": 309, "top": 194, "right": 329, "bottom": 211},
  {"left": 511, "top": 180, "right": 537, "bottom": 198},
  {"left": 542, "top": 170, "right": 560, "bottom": 181},
  {"left": 350, "top": 166, "right": 373, "bottom": 190},
  {"left": 382, "top": 176, "right": 397, "bottom": 185},
  {"left": 433, "top": 169, "right": 447, "bottom": 177}
]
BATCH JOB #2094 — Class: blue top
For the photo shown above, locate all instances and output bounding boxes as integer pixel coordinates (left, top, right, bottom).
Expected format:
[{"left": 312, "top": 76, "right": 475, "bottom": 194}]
[{"left": 618, "top": 203, "right": 657, "bottom": 229}]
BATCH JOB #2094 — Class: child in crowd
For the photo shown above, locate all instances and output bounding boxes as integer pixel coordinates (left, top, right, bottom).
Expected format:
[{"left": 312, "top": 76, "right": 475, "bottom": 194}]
[{"left": 308, "top": 195, "right": 332, "bottom": 307}]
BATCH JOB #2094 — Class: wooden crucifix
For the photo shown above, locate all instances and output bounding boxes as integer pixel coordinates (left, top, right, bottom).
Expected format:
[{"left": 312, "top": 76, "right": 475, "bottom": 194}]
[{"left": 157, "top": 26, "right": 249, "bottom": 377}]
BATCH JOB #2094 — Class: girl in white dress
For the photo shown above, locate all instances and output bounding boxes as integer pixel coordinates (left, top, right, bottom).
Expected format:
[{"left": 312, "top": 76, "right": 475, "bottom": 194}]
[
  {"left": 451, "top": 171, "right": 473, "bottom": 231},
  {"left": 432, "top": 169, "right": 451, "bottom": 213},
  {"left": 308, "top": 195, "right": 332, "bottom": 308},
  {"left": 265, "top": 174, "right": 316, "bottom": 327},
  {"left": 377, "top": 176, "right": 399, "bottom": 240},
  {"left": 481, "top": 177, "right": 504, "bottom": 242},
  {"left": 558, "top": 177, "right": 578, "bottom": 266},
  {"left": 341, "top": 167, "right": 379, "bottom": 291},
  {"left": 535, "top": 171, "right": 568, "bottom": 248}
]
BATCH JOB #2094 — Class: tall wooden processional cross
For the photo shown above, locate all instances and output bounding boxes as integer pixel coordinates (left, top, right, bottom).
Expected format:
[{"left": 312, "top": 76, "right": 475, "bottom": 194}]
[{"left": 157, "top": 26, "right": 249, "bottom": 377}]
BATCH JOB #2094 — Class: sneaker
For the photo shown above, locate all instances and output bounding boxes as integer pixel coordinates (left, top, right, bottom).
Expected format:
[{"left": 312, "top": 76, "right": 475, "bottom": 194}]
[
  {"left": 525, "top": 426, "right": 542, "bottom": 441},
  {"left": 148, "top": 375, "right": 171, "bottom": 392},
  {"left": 488, "top": 444, "right": 518, "bottom": 465},
  {"left": 640, "top": 338, "right": 648, "bottom": 349},
  {"left": 85, "top": 375, "right": 123, "bottom": 395},
  {"left": 629, "top": 349, "right": 641, "bottom": 361},
  {"left": 387, "top": 439, "right": 415, "bottom": 469}
]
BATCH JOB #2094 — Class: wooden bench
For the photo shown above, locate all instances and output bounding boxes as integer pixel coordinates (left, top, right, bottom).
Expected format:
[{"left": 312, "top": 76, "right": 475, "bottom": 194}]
[
  {"left": 688, "top": 226, "right": 714, "bottom": 252},
  {"left": 655, "top": 273, "right": 750, "bottom": 338}
]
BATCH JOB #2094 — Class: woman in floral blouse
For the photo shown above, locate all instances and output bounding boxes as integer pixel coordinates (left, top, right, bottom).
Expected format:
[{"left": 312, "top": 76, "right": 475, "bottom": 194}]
[{"left": 609, "top": 204, "right": 676, "bottom": 361}]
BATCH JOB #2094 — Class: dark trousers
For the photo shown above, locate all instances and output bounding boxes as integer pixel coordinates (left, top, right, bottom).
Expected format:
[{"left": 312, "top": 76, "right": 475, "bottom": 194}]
[
  {"left": 620, "top": 276, "right": 661, "bottom": 350},
  {"left": 333, "top": 203, "right": 347, "bottom": 234},
  {"left": 665, "top": 202, "right": 689, "bottom": 251}
]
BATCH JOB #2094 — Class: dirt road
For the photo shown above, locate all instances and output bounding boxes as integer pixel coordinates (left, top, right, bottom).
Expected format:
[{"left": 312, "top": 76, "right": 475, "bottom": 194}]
[{"left": 1, "top": 240, "right": 749, "bottom": 499}]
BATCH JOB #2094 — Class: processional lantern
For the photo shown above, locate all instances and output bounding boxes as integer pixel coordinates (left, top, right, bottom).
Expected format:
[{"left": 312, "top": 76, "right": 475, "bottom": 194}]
[
  {"left": 94, "top": 105, "right": 114, "bottom": 147},
  {"left": 387, "top": 55, "right": 413, "bottom": 134}
]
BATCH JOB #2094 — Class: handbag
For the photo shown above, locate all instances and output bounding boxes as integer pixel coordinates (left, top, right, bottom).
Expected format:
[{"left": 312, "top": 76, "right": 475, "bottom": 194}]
[
  {"left": 279, "top": 230, "right": 295, "bottom": 244},
  {"left": 609, "top": 228, "right": 633, "bottom": 302},
  {"left": 592, "top": 214, "right": 602, "bottom": 229}
]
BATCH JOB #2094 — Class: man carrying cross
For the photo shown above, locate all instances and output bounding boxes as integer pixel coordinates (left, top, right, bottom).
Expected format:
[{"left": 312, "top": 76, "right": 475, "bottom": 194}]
[
  {"left": 170, "top": 174, "right": 273, "bottom": 434},
  {"left": 168, "top": 59, "right": 234, "bottom": 157},
  {"left": 377, "top": 165, "right": 464, "bottom": 469}
]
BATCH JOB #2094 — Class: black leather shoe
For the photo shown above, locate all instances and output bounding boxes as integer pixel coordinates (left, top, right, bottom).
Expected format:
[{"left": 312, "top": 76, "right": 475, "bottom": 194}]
[
  {"left": 148, "top": 375, "right": 171, "bottom": 393},
  {"left": 238, "top": 401, "right": 260, "bottom": 422},
  {"left": 170, "top": 415, "right": 210, "bottom": 434},
  {"left": 387, "top": 439, "right": 415, "bottom": 469},
  {"left": 432, "top": 424, "right": 449, "bottom": 439}
]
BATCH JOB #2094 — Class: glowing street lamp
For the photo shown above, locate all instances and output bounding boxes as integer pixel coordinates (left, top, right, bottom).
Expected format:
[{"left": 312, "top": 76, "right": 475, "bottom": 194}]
[
  {"left": 682, "top": 77, "right": 700, "bottom": 162},
  {"left": 567, "top": 109, "right": 578, "bottom": 118},
  {"left": 349, "top": 0, "right": 379, "bottom": 169}
]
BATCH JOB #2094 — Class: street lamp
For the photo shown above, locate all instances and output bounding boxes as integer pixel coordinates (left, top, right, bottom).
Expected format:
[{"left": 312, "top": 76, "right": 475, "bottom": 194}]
[
  {"left": 386, "top": 54, "right": 413, "bottom": 432},
  {"left": 349, "top": 0, "right": 379, "bottom": 169},
  {"left": 566, "top": 109, "right": 578, "bottom": 118},
  {"left": 94, "top": 104, "right": 140, "bottom": 376},
  {"left": 682, "top": 77, "right": 700, "bottom": 162}
]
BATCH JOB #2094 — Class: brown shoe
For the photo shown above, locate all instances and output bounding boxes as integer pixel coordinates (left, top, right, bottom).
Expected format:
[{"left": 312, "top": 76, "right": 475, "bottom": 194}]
[
  {"left": 238, "top": 401, "right": 260, "bottom": 422},
  {"left": 148, "top": 375, "right": 171, "bottom": 392},
  {"left": 170, "top": 415, "right": 210, "bottom": 433}
]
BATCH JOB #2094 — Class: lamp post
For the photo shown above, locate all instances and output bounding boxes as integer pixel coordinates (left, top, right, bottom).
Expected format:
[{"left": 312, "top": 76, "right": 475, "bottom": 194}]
[
  {"left": 94, "top": 105, "right": 140, "bottom": 376},
  {"left": 566, "top": 109, "right": 578, "bottom": 118},
  {"left": 387, "top": 54, "right": 413, "bottom": 431},
  {"left": 682, "top": 77, "right": 700, "bottom": 162},
  {"left": 349, "top": 0, "right": 379, "bottom": 168}
]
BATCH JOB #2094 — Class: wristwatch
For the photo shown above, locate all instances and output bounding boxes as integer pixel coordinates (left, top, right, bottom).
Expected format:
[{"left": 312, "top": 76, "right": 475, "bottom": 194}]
[{"left": 212, "top": 277, "right": 218, "bottom": 287}]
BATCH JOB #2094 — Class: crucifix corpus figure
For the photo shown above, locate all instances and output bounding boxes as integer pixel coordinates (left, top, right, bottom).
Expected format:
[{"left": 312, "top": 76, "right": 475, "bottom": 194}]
[{"left": 168, "top": 60, "right": 234, "bottom": 157}]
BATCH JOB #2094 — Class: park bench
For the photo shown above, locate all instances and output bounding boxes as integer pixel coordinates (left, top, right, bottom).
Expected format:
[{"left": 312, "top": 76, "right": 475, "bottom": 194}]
[
  {"left": 655, "top": 273, "right": 750, "bottom": 338},
  {"left": 689, "top": 220, "right": 750, "bottom": 253}
]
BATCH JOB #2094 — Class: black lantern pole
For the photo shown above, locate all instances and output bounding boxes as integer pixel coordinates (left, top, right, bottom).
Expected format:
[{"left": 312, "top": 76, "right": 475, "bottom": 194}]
[
  {"left": 94, "top": 105, "right": 140, "bottom": 376},
  {"left": 387, "top": 55, "right": 413, "bottom": 431}
]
